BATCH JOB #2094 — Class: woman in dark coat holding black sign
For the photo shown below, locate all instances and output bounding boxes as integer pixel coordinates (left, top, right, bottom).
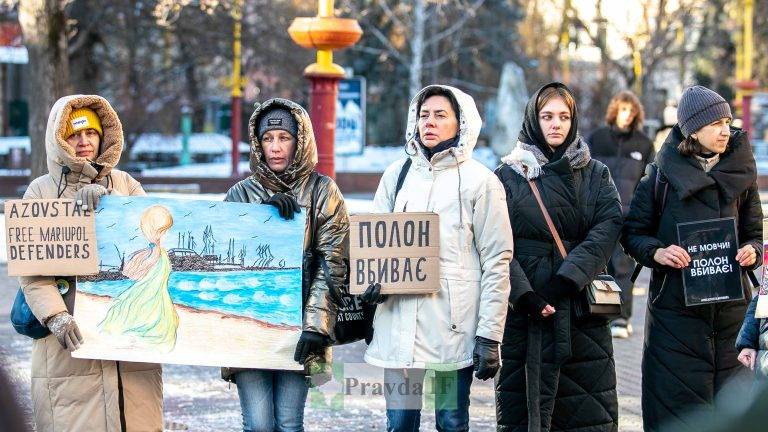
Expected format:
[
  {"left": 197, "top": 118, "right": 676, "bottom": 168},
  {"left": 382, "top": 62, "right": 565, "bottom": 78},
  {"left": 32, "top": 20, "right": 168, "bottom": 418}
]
[
  {"left": 621, "top": 85, "right": 763, "bottom": 432},
  {"left": 494, "top": 82, "right": 623, "bottom": 431}
]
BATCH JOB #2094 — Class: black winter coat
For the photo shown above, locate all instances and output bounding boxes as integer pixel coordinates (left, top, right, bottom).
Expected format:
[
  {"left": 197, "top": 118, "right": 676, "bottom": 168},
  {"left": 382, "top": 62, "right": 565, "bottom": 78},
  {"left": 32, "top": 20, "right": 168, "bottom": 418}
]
[
  {"left": 495, "top": 150, "right": 623, "bottom": 432},
  {"left": 588, "top": 126, "right": 654, "bottom": 215},
  {"left": 621, "top": 125, "right": 763, "bottom": 431}
]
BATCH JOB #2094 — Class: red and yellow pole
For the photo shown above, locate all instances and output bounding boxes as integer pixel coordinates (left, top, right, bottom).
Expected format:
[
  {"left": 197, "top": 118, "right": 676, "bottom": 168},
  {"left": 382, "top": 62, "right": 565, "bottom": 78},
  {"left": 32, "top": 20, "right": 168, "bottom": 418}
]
[
  {"left": 230, "top": 0, "right": 244, "bottom": 178},
  {"left": 288, "top": 0, "right": 362, "bottom": 179},
  {"left": 736, "top": 0, "right": 757, "bottom": 138}
]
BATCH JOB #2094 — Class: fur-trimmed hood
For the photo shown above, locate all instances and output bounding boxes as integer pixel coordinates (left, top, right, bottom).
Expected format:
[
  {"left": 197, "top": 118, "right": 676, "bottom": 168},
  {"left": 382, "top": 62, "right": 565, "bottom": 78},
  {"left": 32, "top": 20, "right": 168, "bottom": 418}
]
[
  {"left": 501, "top": 137, "right": 592, "bottom": 180},
  {"left": 45, "top": 95, "right": 124, "bottom": 184},
  {"left": 404, "top": 85, "right": 482, "bottom": 167},
  {"left": 248, "top": 98, "right": 317, "bottom": 192}
]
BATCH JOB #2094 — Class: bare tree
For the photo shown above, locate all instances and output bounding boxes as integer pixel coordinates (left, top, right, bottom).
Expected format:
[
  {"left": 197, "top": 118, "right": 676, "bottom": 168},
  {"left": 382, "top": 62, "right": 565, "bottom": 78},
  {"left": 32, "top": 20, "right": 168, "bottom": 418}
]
[
  {"left": 19, "top": 0, "right": 70, "bottom": 178},
  {"left": 343, "top": 0, "right": 487, "bottom": 98}
]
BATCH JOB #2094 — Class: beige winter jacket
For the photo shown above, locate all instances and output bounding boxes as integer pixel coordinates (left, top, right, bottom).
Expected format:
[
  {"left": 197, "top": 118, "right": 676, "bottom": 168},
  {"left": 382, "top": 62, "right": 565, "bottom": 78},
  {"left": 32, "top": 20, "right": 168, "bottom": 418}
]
[{"left": 19, "top": 95, "right": 163, "bottom": 432}]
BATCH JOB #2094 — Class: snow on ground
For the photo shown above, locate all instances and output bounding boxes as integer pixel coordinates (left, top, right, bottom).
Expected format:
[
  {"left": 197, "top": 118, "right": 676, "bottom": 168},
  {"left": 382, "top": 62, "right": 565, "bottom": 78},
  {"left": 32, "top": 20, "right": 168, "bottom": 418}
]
[
  {"left": 140, "top": 160, "right": 251, "bottom": 177},
  {"left": 130, "top": 133, "right": 249, "bottom": 156},
  {"left": 0, "top": 136, "right": 30, "bottom": 155},
  {"left": 140, "top": 146, "right": 501, "bottom": 177}
]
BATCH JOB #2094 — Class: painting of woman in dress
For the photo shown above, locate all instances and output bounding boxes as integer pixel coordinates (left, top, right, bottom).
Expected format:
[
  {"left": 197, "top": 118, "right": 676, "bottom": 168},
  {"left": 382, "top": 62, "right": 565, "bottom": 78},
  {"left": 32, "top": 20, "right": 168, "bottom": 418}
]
[{"left": 99, "top": 205, "right": 179, "bottom": 353}]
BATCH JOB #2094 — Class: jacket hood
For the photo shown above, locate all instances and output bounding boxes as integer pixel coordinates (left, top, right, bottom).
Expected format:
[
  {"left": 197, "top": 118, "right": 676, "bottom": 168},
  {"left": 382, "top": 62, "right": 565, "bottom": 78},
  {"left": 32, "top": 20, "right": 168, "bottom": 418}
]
[
  {"left": 519, "top": 82, "right": 580, "bottom": 162},
  {"left": 404, "top": 85, "right": 482, "bottom": 165},
  {"left": 656, "top": 124, "right": 756, "bottom": 202},
  {"left": 248, "top": 98, "right": 317, "bottom": 192},
  {"left": 46, "top": 95, "right": 124, "bottom": 182}
]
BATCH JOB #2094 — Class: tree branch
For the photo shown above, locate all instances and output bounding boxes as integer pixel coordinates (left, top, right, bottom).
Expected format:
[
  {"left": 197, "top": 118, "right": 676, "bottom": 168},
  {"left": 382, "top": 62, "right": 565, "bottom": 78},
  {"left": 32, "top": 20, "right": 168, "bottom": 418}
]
[{"left": 424, "top": 0, "right": 485, "bottom": 47}]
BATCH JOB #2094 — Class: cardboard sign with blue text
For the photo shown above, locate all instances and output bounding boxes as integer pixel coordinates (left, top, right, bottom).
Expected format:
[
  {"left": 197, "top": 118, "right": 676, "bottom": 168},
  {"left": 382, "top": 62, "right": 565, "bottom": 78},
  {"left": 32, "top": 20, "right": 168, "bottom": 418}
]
[
  {"left": 349, "top": 213, "right": 440, "bottom": 295},
  {"left": 4, "top": 199, "right": 98, "bottom": 276},
  {"left": 677, "top": 217, "right": 743, "bottom": 306}
]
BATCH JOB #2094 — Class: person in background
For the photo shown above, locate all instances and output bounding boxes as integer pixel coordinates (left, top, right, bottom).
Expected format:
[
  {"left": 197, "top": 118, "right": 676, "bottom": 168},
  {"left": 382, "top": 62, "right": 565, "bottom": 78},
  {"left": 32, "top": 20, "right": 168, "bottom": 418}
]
[
  {"left": 654, "top": 99, "right": 678, "bottom": 152},
  {"left": 588, "top": 90, "right": 654, "bottom": 338}
]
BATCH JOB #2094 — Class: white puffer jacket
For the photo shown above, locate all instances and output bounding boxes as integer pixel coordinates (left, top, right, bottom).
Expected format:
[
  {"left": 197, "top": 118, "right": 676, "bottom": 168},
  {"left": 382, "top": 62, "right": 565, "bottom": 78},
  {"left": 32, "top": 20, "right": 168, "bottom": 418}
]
[{"left": 364, "top": 85, "right": 514, "bottom": 371}]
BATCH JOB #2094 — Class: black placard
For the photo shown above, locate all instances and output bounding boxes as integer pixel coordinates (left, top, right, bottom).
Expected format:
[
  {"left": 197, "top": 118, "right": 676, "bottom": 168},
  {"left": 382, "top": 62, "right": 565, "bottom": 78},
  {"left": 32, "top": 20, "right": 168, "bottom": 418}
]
[{"left": 677, "top": 217, "right": 743, "bottom": 306}]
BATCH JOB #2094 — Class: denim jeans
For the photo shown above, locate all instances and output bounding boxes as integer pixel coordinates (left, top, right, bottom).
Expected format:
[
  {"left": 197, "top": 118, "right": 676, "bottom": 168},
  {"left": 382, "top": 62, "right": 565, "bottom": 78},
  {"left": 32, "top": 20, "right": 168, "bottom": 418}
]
[
  {"left": 384, "top": 366, "right": 473, "bottom": 432},
  {"left": 235, "top": 369, "right": 309, "bottom": 432}
]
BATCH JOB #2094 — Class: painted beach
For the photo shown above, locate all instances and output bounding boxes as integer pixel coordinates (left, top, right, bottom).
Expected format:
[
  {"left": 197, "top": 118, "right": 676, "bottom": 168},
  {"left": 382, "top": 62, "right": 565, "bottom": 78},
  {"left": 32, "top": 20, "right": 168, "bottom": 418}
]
[
  {"left": 73, "top": 196, "right": 306, "bottom": 369},
  {"left": 73, "top": 291, "right": 302, "bottom": 369}
]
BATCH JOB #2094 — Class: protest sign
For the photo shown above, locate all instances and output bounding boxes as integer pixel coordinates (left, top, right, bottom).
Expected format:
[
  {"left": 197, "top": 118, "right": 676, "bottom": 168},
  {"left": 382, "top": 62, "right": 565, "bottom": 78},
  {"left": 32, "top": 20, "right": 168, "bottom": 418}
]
[
  {"left": 73, "top": 196, "right": 304, "bottom": 369},
  {"left": 349, "top": 212, "right": 440, "bottom": 295},
  {"left": 677, "top": 217, "right": 742, "bottom": 306},
  {"left": 4, "top": 199, "right": 98, "bottom": 276}
]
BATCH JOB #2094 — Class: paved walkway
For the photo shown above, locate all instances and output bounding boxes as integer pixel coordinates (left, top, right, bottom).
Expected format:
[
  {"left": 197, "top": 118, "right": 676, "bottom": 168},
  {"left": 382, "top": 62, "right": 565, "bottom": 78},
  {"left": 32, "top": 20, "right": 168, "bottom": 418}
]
[{"left": 1, "top": 265, "right": 649, "bottom": 431}]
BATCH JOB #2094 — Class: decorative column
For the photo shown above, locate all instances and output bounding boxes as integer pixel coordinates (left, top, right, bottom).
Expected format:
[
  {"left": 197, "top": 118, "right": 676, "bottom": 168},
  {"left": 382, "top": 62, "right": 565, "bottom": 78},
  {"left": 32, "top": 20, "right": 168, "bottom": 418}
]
[{"left": 288, "top": 0, "right": 362, "bottom": 179}]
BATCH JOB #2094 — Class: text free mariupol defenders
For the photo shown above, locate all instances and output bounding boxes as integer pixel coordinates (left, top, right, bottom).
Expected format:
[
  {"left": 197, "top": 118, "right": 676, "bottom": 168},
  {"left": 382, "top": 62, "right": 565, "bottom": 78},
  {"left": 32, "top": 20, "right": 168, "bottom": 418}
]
[{"left": 6, "top": 200, "right": 93, "bottom": 261}]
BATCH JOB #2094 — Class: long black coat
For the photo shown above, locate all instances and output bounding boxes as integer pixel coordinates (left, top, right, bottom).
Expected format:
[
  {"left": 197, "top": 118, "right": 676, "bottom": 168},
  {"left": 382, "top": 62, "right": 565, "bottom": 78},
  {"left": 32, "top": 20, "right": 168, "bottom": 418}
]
[
  {"left": 621, "top": 125, "right": 763, "bottom": 431},
  {"left": 588, "top": 126, "right": 654, "bottom": 215},
  {"left": 495, "top": 152, "right": 623, "bottom": 432}
]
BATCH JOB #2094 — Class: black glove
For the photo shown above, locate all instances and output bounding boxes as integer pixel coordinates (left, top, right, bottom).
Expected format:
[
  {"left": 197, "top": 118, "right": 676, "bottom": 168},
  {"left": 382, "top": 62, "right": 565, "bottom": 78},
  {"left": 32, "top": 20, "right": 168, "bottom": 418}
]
[
  {"left": 294, "top": 330, "right": 328, "bottom": 365},
  {"left": 515, "top": 291, "right": 550, "bottom": 318},
  {"left": 265, "top": 193, "right": 301, "bottom": 220},
  {"left": 537, "top": 275, "right": 578, "bottom": 305},
  {"left": 472, "top": 336, "right": 500, "bottom": 380},
  {"left": 360, "top": 283, "right": 388, "bottom": 305}
]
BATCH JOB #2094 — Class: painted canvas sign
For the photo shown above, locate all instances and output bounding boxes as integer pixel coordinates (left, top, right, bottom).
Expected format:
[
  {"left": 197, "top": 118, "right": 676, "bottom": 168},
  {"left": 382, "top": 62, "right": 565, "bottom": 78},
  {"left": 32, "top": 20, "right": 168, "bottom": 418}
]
[{"left": 73, "top": 196, "right": 304, "bottom": 370}]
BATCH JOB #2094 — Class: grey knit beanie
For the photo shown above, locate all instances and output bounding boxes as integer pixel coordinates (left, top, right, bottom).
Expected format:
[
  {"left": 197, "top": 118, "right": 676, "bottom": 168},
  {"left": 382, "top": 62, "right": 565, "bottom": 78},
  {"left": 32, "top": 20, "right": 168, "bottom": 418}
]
[
  {"left": 257, "top": 107, "right": 298, "bottom": 139},
  {"left": 677, "top": 85, "right": 732, "bottom": 137}
]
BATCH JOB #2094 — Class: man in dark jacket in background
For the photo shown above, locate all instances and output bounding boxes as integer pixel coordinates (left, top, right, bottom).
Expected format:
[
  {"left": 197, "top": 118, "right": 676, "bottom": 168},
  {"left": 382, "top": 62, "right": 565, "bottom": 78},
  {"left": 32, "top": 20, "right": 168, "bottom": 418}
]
[{"left": 588, "top": 90, "right": 654, "bottom": 338}]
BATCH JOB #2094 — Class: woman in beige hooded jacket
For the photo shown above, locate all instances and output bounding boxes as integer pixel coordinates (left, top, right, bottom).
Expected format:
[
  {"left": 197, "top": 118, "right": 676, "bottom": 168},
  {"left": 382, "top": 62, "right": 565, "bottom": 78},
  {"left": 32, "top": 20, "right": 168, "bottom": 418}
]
[{"left": 19, "top": 95, "right": 163, "bottom": 432}]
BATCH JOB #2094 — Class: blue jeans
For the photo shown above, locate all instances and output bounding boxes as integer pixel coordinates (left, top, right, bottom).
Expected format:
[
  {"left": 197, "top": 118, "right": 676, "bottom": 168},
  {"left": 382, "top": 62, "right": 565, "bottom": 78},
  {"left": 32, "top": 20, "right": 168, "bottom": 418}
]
[
  {"left": 235, "top": 369, "right": 309, "bottom": 432},
  {"left": 384, "top": 366, "right": 473, "bottom": 432}
]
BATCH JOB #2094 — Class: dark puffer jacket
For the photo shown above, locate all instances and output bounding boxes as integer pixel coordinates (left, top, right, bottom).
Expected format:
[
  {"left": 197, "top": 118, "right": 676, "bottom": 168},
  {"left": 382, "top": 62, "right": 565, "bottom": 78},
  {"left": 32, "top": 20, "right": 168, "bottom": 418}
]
[
  {"left": 495, "top": 142, "right": 623, "bottom": 432},
  {"left": 588, "top": 126, "right": 654, "bottom": 215},
  {"left": 621, "top": 125, "right": 762, "bottom": 431},
  {"left": 221, "top": 98, "right": 349, "bottom": 380}
]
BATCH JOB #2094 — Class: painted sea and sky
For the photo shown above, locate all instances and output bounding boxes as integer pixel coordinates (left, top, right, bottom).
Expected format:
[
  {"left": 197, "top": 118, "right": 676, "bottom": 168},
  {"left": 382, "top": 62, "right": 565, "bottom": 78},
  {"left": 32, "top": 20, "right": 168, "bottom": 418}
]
[{"left": 73, "top": 195, "right": 305, "bottom": 369}]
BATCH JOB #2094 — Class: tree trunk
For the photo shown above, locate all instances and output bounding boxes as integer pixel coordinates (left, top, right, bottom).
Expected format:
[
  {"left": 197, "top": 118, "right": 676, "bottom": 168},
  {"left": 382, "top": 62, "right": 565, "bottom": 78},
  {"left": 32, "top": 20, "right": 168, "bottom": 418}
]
[
  {"left": 408, "top": 0, "right": 425, "bottom": 98},
  {"left": 19, "top": 0, "right": 70, "bottom": 180}
]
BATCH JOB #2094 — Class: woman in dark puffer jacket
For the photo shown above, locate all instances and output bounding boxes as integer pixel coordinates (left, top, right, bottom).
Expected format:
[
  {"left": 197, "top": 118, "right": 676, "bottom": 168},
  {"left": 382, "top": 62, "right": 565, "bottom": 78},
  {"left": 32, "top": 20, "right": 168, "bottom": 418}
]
[
  {"left": 622, "top": 85, "right": 762, "bottom": 431},
  {"left": 494, "top": 82, "right": 622, "bottom": 432}
]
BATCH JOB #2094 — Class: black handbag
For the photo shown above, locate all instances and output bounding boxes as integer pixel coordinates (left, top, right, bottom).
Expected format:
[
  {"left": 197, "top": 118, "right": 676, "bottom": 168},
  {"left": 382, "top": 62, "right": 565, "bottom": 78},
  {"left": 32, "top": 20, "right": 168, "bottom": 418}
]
[{"left": 526, "top": 175, "right": 622, "bottom": 319}]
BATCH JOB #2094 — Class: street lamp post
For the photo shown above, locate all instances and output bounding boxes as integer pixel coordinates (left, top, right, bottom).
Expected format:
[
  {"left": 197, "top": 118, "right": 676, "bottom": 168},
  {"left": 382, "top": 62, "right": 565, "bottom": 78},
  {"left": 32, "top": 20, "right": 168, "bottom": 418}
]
[
  {"left": 288, "top": 0, "right": 362, "bottom": 179},
  {"left": 230, "top": 0, "right": 244, "bottom": 178},
  {"left": 735, "top": 0, "right": 757, "bottom": 139}
]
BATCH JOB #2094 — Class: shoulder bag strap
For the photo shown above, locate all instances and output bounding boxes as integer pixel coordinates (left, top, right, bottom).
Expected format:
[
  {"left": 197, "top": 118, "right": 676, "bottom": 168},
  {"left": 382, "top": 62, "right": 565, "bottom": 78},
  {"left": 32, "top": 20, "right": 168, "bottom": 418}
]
[
  {"left": 394, "top": 158, "right": 412, "bottom": 201},
  {"left": 525, "top": 168, "right": 567, "bottom": 259}
]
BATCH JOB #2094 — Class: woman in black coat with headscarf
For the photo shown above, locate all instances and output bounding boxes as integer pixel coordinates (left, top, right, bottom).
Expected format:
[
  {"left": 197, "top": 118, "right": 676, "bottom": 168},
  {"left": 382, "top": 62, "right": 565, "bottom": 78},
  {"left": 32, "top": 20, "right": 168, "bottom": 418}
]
[
  {"left": 622, "top": 85, "right": 763, "bottom": 431},
  {"left": 494, "top": 82, "right": 623, "bottom": 432}
]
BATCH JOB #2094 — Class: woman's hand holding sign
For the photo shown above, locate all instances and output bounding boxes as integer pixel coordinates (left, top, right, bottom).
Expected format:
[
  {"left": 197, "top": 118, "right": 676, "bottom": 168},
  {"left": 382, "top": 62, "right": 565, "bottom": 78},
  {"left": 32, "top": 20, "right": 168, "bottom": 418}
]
[
  {"left": 735, "top": 244, "right": 757, "bottom": 267},
  {"left": 653, "top": 245, "right": 691, "bottom": 268}
]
